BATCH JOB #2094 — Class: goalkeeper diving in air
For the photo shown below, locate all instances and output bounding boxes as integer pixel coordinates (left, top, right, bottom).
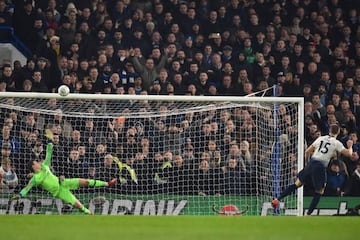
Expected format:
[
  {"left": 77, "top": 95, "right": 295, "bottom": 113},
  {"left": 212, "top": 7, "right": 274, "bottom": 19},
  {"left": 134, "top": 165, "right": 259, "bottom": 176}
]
[{"left": 12, "top": 130, "right": 117, "bottom": 214}]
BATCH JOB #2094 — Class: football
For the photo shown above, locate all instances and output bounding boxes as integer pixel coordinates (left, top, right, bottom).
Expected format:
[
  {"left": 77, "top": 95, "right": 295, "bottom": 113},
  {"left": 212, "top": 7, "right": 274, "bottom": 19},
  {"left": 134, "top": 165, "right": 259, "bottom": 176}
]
[{"left": 58, "top": 85, "right": 70, "bottom": 97}]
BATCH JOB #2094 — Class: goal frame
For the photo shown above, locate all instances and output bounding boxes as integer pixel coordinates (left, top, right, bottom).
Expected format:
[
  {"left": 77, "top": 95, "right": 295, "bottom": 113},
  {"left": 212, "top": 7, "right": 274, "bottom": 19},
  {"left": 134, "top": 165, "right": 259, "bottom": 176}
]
[{"left": 0, "top": 92, "right": 304, "bottom": 216}]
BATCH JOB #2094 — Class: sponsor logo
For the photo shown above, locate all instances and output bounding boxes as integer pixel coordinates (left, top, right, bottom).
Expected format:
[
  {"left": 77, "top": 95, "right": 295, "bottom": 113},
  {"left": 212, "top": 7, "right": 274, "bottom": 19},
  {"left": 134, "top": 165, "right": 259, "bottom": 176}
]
[
  {"left": 0, "top": 198, "right": 187, "bottom": 215},
  {"left": 212, "top": 204, "right": 248, "bottom": 216}
]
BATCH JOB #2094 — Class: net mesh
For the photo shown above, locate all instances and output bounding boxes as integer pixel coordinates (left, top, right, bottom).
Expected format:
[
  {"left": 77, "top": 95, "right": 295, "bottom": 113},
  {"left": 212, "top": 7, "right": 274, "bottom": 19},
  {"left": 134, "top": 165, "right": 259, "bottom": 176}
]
[{"left": 0, "top": 95, "right": 300, "bottom": 215}]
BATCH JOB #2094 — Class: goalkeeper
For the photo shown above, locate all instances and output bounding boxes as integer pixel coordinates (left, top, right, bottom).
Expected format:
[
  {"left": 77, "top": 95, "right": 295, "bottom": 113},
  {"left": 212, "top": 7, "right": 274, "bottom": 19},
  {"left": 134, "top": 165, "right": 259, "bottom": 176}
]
[{"left": 12, "top": 130, "right": 117, "bottom": 214}]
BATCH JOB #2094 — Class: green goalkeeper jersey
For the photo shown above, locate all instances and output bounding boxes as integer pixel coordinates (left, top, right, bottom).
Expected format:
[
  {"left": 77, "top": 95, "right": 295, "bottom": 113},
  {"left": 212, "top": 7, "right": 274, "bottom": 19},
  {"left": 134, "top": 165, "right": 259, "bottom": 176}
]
[{"left": 19, "top": 143, "right": 60, "bottom": 197}]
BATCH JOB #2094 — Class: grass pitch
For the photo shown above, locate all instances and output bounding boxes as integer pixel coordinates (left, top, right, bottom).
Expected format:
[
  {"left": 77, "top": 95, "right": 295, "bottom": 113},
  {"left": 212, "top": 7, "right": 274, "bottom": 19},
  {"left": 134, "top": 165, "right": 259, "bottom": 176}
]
[{"left": 1, "top": 215, "right": 357, "bottom": 240}]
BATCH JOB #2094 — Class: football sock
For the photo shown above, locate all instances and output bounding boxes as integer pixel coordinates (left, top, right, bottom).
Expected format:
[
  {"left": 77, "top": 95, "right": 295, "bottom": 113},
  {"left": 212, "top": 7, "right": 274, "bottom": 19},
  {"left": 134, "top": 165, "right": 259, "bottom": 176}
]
[
  {"left": 278, "top": 184, "right": 297, "bottom": 200},
  {"left": 88, "top": 179, "right": 107, "bottom": 187},
  {"left": 307, "top": 192, "right": 321, "bottom": 215}
]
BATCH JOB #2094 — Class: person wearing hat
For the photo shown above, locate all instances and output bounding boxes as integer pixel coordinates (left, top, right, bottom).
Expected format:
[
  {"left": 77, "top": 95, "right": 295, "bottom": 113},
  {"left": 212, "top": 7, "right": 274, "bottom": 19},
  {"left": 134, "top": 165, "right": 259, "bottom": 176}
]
[
  {"left": 57, "top": 16, "right": 75, "bottom": 55},
  {"left": 183, "top": 35, "right": 196, "bottom": 62},
  {"left": 37, "top": 56, "right": 49, "bottom": 63},
  {"left": 209, "top": 32, "right": 223, "bottom": 53},
  {"left": 222, "top": 45, "right": 233, "bottom": 62},
  {"left": 276, "top": 71, "right": 286, "bottom": 84},
  {"left": 99, "top": 62, "right": 113, "bottom": 84},
  {"left": 149, "top": 79, "right": 162, "bottom": 95},
  {"left": 0, "top": 158, "right": 18, "bottom": 193},
  {"left": 206, "top": 82, "right": 218, "bottom": 96},
  {"left": 35, "top": 55, "right": 50, "bottom": 90},
  {"left": 302, "top": 84, "right": 313, "bottom": 102}
]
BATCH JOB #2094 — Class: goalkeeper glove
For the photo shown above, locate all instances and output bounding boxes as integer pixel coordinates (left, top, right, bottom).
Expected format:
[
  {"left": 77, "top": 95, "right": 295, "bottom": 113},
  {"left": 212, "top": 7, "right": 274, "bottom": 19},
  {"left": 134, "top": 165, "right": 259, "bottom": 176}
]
[
  {"left": 44, "top": 129, "right": 54, "bottom": 143},
  {"left": 11, "top": 194, "right": 21, "bottom": 201},
  {"left": 113, "top": 156, "right": 119, "bottom": 163}
]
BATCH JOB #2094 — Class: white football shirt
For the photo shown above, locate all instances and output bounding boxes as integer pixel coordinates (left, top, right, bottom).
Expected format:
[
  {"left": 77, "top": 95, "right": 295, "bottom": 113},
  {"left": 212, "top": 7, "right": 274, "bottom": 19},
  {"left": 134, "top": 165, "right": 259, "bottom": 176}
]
[{"left": 310, "top": 135, "right": 345, "bottom": 166}]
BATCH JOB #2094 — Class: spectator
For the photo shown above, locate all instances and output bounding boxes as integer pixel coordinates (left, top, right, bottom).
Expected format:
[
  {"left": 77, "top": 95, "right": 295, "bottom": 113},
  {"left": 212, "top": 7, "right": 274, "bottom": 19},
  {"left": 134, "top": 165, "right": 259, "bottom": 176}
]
[
  {"left": 93, "top": 1, "right": 109, "bottom": 28},
  {"left": 67, "top": 129, "right": 83, "bottom": 150},
  {"left": 222, "top": 158, "right": 246, "bottom": 195},
  {"left": 218, "top": 74, "right": 237, "bottom": 95},
  {"left": 63, "top": 148, "right": 89, "bottom": 178},
  {"left": 0, "top": 158, "right": 18, "bottom": 193},
  {"left": 239, "top": 140, "right": 254, "bottom": 171},
  {"left": 345, "top": 162, "right": 360, "bottom": 196},
  {"left": 83, "top": 119, "right": 102, "bottom": 147},
  {"left": 31, "top": 70, "right": 48, "bottom": 92},
  {"left": 97, "top": 154, "right": 119, "bottom": 190},
  {"left": 194, "top": 159, "right": 222, "bottom": 196},
  {"left": 169, "top": 154, "right": 192, "bottom": 194},
  {"left": 57, "top": 17, "right": 75, "bottom": 56},
  {"left": 148, "top": 79, "right": 161, "bottom": 95},
  {"left": 182, "top": 143, "right": 196, "bottom": 168},
  {"left": 153, "top": 151, "right": 172, "bottom": 189},
  {"left": 324, "top": 160, "right": 349, "bottom": 196},
  {"left": 0, "top": 126, "right": 20, "bottom": 154},
  {"left": 0, "top": 0, "right": 11, "bottom": 27},
  {"left": 25, "top": 140, "right": 46, "bottom": 161},
  {"left": 46, "top": 108, "right": 73, "bottom": 140},
  {"left": 123, "top": 127, "right": 139, "bottom": 158},
  {"left": 13, "top": 0, "right": 37, "bottom": 52},
  {"left": 0, "top": 64, "right": 15, "bottom": 91},
  {"left": 118, "top": 61, "right": 140, "bottom": 90},
  {"left": 130, "top": 48, "right": 166, "bottom": 91},
  {"left": 1, "top": 142, "right": 13, "bottom": 160}
]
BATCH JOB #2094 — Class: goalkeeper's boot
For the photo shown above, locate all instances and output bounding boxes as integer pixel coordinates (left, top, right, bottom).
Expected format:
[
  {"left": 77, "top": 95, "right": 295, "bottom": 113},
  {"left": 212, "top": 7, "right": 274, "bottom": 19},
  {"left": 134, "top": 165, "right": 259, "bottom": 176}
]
[
  {"left": 107, "top": 178, "right": 117, "bottom": 187},
  {"left": 271, "top": 198, "right": 279, "bottom": 209},
  {"left": 271, "top": 198, "right": 280, "bottom": 215}
]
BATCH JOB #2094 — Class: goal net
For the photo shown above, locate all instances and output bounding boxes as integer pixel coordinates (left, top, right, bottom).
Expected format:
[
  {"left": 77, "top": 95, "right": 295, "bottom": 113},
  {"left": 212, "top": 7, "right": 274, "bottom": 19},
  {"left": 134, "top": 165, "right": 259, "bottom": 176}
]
[{"left": 0, "top": 93, "right": 304, "bottom": 215}]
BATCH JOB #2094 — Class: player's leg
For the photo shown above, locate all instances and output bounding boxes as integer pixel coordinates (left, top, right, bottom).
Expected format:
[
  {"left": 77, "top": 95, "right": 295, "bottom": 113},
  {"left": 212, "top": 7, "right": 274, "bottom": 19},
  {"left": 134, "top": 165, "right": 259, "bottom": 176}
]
[
  {"left": 306, "top": 165, "right": 326, "bottom": 215},
  {"left": 278, "top": 178, "right": 303, "bottom": 201},
  {"left": 73, "top": 199, "right": 92, "bottom": 215},
  {"left": 271, "top": 178, "right": 303, "bottom": 211},
  {"left": 61, "top": 178, "right": 116, "bottom": 189},
  {"left": 306, "top": 188, "right": 324, "bottom": 215},
  {"left": 272, "top": 169, "right": 305, "bottom": 209},
  {"left": 57, "top": 187, "right": 91, "bottom": 214},
  {"left": 78, "top": 178, "right": 117, "bottom": 188},
  {"left": 271, "top": 163, "right": 311, "bottom": 212}
]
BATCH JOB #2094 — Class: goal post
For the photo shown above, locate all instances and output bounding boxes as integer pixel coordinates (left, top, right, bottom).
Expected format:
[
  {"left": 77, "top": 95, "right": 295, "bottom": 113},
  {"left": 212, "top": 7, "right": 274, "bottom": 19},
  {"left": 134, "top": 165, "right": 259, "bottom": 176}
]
[{"left": 0, "top": 92, "right": 304, "bottom": 216}]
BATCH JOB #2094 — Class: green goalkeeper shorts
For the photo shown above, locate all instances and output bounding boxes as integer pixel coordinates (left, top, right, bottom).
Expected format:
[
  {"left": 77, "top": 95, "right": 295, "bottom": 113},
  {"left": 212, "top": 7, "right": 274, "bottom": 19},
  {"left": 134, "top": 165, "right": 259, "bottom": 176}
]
[{"left": 56, "top": 178, "right": 80, "bottom": 205}]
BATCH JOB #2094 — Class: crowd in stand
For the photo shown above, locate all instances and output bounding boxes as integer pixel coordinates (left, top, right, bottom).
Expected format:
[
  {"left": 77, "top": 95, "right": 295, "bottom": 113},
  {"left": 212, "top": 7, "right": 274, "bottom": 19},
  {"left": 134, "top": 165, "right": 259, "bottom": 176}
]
[{"left": 0, "top": 0, "right": 360, "bottom": 197}]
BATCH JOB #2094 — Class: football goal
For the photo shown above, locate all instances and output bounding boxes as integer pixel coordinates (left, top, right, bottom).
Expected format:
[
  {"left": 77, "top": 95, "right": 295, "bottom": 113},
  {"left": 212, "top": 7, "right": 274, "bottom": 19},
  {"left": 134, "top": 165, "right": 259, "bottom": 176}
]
[{"left": 0, "top": 92, "right": 304, "bottom": 216}]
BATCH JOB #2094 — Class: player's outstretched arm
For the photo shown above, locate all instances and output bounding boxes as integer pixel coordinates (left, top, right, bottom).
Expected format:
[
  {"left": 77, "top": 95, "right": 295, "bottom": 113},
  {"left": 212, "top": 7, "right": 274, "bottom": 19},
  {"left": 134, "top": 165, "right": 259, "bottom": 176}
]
[
  {"left": 17, "top": 179, "right": 36, "bottom": 198},
  {"left": 43, "top": 142, "right": 54, "bottom": 167}
]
